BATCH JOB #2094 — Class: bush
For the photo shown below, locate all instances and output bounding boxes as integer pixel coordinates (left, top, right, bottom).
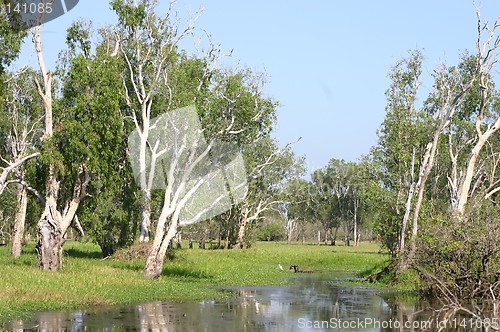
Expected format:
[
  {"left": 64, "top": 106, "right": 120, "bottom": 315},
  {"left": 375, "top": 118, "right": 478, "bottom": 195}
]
[
  {"left": 257, "top": 222, "right": 286, "bottom": 242},
  {"left": 416, "top": 202, "right": 500, "bottom": 302}
]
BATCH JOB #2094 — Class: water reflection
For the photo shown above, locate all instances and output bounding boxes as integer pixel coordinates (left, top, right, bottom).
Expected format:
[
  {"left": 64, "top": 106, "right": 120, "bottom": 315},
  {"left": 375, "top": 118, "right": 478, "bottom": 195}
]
[{"left": 3, "top": 274, "right": 494, "bottom": 331}]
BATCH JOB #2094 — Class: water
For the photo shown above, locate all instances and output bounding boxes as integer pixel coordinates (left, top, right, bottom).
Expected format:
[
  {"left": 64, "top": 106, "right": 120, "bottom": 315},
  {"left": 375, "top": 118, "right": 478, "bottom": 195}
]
[{"left": 1, "top": 273, "right": 494, "bottom": 331}]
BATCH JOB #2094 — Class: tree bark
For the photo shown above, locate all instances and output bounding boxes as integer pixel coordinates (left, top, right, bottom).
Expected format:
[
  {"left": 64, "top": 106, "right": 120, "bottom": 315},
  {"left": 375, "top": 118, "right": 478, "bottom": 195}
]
[
  {"left": 332, "top": 227, "right": 338, "bottom": 246},
  {"left": 286, "top": 218, "right": 294, "bottom": 244},
  {"left": 36, "top": 204, "right": 64, "bottom": 271},
  {"left": 399, "top": 148, "right": 416, "bottom": 254},
  {"left": 36, "top": 166, "right": 88, "bottom": 270},
  {"left": 11, "top": 183, "right": 27, "bottom": 258},
  {"left": 139, "top": 192, "right": 151, "bottom": 242},
  {"left": 33, "top": 22, "right": 89, "bottom": 270},
  {"left": 353, "top": 197, "right": 360, "bottom": 246},
  {"left": 144, "top": 212, "right": 179, "bottom": 278},
  {"left": 234, "top": 207, "right": 248, "bottom": 249},
  {"left": 455, "top": 117, "right": 500, "bottom": 215},
  {"left": 33, "top": 22, "right": 64, "bottom": 271},
  {"left": 174, "top": 231, "right": 182, "bottom": 249}
]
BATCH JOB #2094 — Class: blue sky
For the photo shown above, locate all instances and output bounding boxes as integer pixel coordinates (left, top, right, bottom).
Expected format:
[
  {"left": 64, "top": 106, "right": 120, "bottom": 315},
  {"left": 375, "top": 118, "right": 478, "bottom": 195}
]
[{"left": 12, "top": 0, "right": 500, "bottom": 173}]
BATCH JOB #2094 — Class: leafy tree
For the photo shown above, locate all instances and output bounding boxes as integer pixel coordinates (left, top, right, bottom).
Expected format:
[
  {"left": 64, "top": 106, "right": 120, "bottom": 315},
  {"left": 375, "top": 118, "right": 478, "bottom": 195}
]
[
  {"left": 0, "top": 3, "right": 26, "bottom": 72},
  {"left": 373, "top": 50, "right": 428, "bottom": 256},
  {"left": 281, "top": 178, "right": 311, "bottom": 244},
  {"left": 57, "top": 21, "right": 138, "bottom": 256},
  {"left": 257, "top": 222, "right": 286, "bottom": 242}
]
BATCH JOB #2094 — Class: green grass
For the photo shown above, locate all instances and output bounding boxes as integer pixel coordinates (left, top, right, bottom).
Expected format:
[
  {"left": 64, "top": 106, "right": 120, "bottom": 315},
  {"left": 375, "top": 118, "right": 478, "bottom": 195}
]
[{"left": 0, "top": 241, "right": 389, "bottom": 321}]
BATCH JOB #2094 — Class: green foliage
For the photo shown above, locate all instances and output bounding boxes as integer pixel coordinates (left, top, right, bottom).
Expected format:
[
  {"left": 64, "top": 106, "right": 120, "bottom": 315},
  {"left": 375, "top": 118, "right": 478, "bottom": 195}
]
[
  {"left": 0, "top": 2, "right": 26, "bottom": 70},
  {"left": 376, "top": 50, "right": 428, "bottom": 194},
  {"left": 50, "top": 26, "right": 139, "bottom": 255},
  {"left": 416, "top": 202, "right": 500, "bottom": 301},
  {"left": 257, "top": 222, "right": 286, "bottom": 241},
  {"left": 66, "top": 21, "right": 91, "bottom": 58},
  {"left": 110, "top": 0, "right": 147, "bottom": 31},
  {"left": 371, "top": 50, "right": 431, "bottom": 255},
  {"left": 0, "top": 2, "right": 27, "bottom": 112}
]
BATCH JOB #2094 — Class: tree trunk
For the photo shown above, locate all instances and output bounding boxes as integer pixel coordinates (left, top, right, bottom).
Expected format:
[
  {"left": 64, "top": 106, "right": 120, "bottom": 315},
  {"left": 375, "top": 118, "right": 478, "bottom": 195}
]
[
  {"left": 399, "top": 149, "right": 416, "bottom": 254},
  {"left": 36, "top": 194, "right": 65, "bottom": 271},
  {"left": 353, "top": 198, "right": 360, "bottom": 246},
  {"left": 174, "top": 231, "right": 182, "bottom": 249},
  {"left": 36, "top": 166, "right": 88, "bottom": 270},
  {"left": 144, "top": 214, "right": 178, "bottom": 278},
  {"left": 234, "top": 206, "right": 249, "bottom": 249},
  {"left": 199, "top": 226, "right": 208, "bottom": 249},
  {"left": 139, "top": 191, "right": 151, "bottom": 242},
  {"left": 286, "top": 218, "right": 294, "bottom": 244},
  {"left": 455, "top": 118, "right": 500, "bottom": 215},
  {"left": 234, "top": 216, "right": 248, "bottom": 249},
  {"left": 401, "top": 114, "right": 453, "bottom": 271},
  {"left": 11, "top": 183, "right": 27, "bottom": 258},
  {"left": 353, "top": 220, "right": 358, "bottom": 247},
  {"left": 344, "top": 223, "right": 350, "bottom": 246}
]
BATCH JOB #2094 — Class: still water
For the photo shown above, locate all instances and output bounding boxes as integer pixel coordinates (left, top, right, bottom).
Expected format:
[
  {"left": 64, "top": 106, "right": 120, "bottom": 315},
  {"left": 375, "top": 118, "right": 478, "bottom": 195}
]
[{"left": 1, "top": 273, "right": 484, "bottom": 331}]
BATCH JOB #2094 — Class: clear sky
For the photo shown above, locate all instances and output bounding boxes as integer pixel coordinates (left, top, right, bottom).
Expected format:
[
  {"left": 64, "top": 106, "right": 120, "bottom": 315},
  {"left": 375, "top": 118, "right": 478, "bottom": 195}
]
[{"left": 12, "top": 0, "right": 500, "bottom": 173}]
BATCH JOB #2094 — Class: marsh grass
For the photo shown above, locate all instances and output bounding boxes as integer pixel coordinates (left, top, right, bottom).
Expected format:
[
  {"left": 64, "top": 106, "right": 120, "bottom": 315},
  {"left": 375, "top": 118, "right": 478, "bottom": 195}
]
[{"left": 0, "top": 241, "right": 388, "bottom": 321}]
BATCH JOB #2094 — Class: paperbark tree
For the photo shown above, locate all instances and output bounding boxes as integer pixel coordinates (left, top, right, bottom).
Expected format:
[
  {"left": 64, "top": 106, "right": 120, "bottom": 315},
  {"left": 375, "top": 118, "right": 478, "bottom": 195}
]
[
  {"left": 0, "top": 71, "right": 41, "bottom": 199},
  {"left": 128, "top": 105, "right": 249, "bottom": 277},
  {"left": 33, "top": 21, "right": 88, "bottom": 270},
  {"left": 112, "top": 0, "right": 198, "bottom": 243},
  {"left": 0, "top": 69, "right": 43, "bottom": 257},
  {"left": 115, "top": 0, "right": 286, "bottom": 275},
  {"left": 375, "top": 50, "right": 426, "bottom": 256},
  {"left": 310, "top": 167, "right": 341, "bottom": 245},
  {"left": 280, "top": 178, "right": 310, "bottom": 244},
  {"left": 400, "top": 11, "right": 500, "bottom": 271},
  {"left": 452, "top": 14, "right": 500, "bottom": 215},
  {"left": 232, "top": 138, "right": 303, "bottom": 249}
]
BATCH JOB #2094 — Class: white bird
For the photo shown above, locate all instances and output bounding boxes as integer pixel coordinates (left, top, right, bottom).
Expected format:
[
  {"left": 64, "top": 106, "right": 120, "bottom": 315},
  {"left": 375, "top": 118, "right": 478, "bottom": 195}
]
[{"left": 278, "top": 264, "right": 283, "bottom": 270}]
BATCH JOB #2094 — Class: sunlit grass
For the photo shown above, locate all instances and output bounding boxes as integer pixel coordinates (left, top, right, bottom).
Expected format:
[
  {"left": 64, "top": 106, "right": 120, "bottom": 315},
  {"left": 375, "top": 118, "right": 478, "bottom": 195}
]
[{"left": 0, "top": 240, "right": 389, "bottom": 321}]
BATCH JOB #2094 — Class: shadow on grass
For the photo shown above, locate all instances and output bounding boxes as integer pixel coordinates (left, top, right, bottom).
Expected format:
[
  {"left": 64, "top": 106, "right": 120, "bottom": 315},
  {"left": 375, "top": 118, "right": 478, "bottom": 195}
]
[
  {"left": 64, "top": 248, "right": 103, "bottom": 259},
  {"left": 112, "top": 261, "right": 213, "bottom": 280},
  {"left": 331, "top": 250, "right": 389, "bottom": 256},
  {"left": 161, "top": 266, "right": 213, "bottom": 280}
]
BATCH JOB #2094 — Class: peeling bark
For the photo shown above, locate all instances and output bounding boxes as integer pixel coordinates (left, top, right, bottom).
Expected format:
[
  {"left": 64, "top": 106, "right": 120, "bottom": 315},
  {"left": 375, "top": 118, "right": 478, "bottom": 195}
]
[
  {"left": 11, "top": 183, "right": 27, "bottom": 258},
  {"left": 33, "top": 22, "right": 90, "bottom": 270},
  {"left": 234, "top": 208, "right": 248, "bottom": 249}
]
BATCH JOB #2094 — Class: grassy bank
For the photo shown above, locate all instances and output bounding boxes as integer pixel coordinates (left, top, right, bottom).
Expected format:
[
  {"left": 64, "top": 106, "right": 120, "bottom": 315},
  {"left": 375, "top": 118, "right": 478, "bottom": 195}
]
[{"left": 0, "top": 241, "right": 389, "bottom": 321}]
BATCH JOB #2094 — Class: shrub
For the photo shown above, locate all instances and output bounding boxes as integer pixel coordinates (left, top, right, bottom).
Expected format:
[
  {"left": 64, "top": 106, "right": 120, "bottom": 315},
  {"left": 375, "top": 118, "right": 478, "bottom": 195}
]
[
  {"left": 257, "top": 223, "right": 286, "bottom": 242},
  {"left": 416, "top": 201, "right": 500, "bottom": 302}
]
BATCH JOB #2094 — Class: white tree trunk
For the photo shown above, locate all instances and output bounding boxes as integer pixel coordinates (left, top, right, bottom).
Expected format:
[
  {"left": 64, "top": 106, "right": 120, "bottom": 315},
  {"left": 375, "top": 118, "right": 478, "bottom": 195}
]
[
  {"left": 139, "top": 191, "right": 151, "bottom": 242},
  {"left": 399, "top": 148, "right": 416, "bottom": 254},
  {"left": 286, "top": 218, "right": 295, "bottom": 244},
  {"left": 455, "top": 116, "right": 500, "bottom": 215},
  {"left": 11, "top": 183, "right": 27, "bottom": 258},
  {"left": 234, "top": 206, "right": 249, "bottom": 249}
]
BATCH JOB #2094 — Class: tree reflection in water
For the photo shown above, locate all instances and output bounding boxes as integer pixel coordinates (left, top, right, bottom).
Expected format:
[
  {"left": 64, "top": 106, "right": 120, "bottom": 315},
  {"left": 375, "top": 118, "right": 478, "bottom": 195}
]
[{"left": 3, "top": 275, "right": 498, "bottom": 331}]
